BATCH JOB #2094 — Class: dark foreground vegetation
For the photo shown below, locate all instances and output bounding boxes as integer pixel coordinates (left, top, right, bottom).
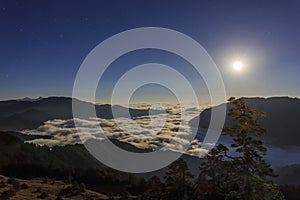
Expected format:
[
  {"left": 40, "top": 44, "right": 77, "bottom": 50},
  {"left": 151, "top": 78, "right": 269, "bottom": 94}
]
[{"left": 0, "top": 98, "right": 299, "bottom": 199}]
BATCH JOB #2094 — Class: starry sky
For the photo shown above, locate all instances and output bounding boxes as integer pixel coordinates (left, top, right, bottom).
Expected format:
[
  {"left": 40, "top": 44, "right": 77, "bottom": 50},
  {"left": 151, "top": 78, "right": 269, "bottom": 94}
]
[{"left": 1, "top": 0, "right": 300, "bottom": 104}]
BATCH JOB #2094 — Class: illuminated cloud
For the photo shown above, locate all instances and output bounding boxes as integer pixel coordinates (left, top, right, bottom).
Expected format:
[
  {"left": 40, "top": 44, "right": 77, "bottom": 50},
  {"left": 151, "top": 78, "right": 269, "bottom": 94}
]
[{"left": 23, "top": 105, "right": 208, "bottom": 155}]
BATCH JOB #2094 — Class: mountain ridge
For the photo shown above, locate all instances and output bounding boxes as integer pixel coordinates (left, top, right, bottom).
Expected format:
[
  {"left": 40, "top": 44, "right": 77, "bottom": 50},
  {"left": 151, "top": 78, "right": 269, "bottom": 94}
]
[
  {"left": 0, "top": 96, "right": 161, "bottom": 131},
  {"left": 190, "top": 96, "right": 300, "bottom": 147}
]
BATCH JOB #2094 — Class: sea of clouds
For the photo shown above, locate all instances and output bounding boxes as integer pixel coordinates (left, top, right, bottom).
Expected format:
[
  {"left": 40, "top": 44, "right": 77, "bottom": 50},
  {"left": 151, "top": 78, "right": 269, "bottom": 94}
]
[{"left": 22, "top": 104, "right": 210, "bottom": 156}]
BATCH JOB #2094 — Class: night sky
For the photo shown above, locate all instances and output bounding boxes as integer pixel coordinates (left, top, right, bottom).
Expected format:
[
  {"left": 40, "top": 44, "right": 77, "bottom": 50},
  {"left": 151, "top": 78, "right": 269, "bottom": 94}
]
[{"left": 1, "top": 0, "right": 300, "bottom": 103}]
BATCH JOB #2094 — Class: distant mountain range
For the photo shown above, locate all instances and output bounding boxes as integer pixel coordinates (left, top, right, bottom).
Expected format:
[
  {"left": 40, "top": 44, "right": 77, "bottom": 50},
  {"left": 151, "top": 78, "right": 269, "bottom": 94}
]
[
  {"left": 190, "top": 97, "right": 300, "bottom": 147},
  {"left": 17, "top": 97, "right": 44, "bottom": 102},
  {"left": 0, "top": 97, "right": 158, "bottom": 131}
]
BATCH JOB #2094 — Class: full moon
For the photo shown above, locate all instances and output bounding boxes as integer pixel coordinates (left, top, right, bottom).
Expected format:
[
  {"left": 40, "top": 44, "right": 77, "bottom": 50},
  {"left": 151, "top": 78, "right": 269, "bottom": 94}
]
[{"left": 233, "top": 61, "right": 243, "bottom": 71}]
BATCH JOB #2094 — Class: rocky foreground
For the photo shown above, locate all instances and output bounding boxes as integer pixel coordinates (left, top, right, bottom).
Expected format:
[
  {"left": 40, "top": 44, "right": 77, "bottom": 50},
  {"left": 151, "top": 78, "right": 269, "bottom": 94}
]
[{"left": 0, "top": 175, "right": 127, "bottom": 200}]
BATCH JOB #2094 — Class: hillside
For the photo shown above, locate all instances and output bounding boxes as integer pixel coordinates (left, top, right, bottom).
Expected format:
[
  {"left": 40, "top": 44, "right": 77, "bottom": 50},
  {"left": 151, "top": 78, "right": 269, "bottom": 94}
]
[
  {"left": 276, "top": 164, "right": 300, "bottom": 185},
  {"left": 0, "top": 131, "right": 202, "bottom": 181},
  {"left": 0, "top": 97, "right": 158, "bottom": 131},
  {"left": 0, "top": 131, "right": 105, "bottom": 172},
  {"left": 0, "top": 175, "right": 110, "bottom": 199},
  {"left": 190, "top": 97, "right": 300, "bottom": 147}
]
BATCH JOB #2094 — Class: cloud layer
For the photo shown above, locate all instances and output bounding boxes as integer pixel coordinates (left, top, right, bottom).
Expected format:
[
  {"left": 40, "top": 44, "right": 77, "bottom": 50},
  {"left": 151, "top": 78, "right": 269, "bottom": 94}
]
[{"left": 23, "top": 104, "right": 208, "bottom": 155}]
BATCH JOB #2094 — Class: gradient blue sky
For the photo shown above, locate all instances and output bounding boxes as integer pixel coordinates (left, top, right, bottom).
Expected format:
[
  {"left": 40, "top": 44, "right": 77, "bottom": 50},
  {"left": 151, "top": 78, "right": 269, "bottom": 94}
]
[{"left": 1, "top": 0, "right": 300, "bottom": 103}]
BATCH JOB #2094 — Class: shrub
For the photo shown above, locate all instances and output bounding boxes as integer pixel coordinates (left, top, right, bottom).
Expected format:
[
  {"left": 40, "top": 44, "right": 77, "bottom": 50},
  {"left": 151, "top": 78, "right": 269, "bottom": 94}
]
[
  {"left": 41, "top": 177, "right": 48, "bottom": 184},
  {"left": 20, "top": 183, "right": 28, "bottom": 189},
  {"left": 37, "top": 192, "right": 48, "bottom": 199},
  {"left": 79, "top": 182, "right": 86, "bottom": 192},
  {"left": 7, "top": 177, "right": 20, "bottom": 191},
  {"left": 0, "top": 180, "right": 6, "bottom": 188},
  {"left": 58, "top": 186, "right": 72, "bottom": 196},
  {"left": 33, "top": 186, "right": 42, "bottom": 193}
]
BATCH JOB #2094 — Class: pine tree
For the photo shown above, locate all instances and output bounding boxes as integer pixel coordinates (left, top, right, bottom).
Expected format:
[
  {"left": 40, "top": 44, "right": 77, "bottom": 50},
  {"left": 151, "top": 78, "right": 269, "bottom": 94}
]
[
  {"left": 194, "top": 145, "right": 231, "bottom": 200},
  {"left": 196, "top": 97, "right": 284, "bottom": 200},
  {"left": 142, "top": 176, "right": 163, "bottom": 200},
  {"left": 163, "top": 158, "right": 194, "bottom": 200}
]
